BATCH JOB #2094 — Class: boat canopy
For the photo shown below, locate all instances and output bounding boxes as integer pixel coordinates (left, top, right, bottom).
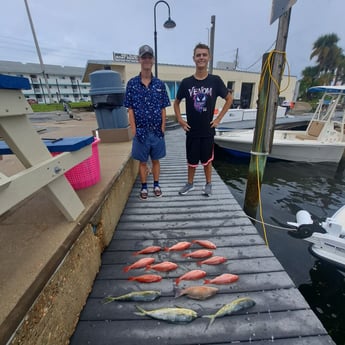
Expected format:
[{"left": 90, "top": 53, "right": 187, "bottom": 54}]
[{"left": 308, "top": 85, "right": 345, "bottom": 93}]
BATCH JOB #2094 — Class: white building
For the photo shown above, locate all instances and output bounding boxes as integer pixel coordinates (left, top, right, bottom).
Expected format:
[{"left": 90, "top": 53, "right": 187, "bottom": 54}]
[{"left": 0, "top": 61, "right": 90, "bottom": 104}]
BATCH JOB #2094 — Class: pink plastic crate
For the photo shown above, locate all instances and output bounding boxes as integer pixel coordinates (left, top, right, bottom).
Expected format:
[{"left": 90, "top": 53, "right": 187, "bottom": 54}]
[{"left": 53, "top": 138, "right": 101, "bottom": 190}]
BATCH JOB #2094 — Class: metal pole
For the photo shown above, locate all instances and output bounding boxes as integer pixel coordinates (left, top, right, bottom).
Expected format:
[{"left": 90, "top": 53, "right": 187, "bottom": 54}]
[
  {"left": 24, "top": 0, "right": 53, "bottom": 104},
  {"left": 153, "top": 1, "right": 176, "bottom": 78},
  {"left": 209, "top": 15, "right": 215, "bottom": 74}
]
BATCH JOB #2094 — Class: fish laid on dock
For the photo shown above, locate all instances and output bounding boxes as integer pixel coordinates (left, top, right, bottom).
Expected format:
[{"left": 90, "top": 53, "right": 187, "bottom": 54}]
[
  {"left": 145, "top": 261, "right": 178, "bottom": 272},
  {"left": 123, "top": 257, "right": 155, "bottom": 272},
  {"left": 197, "top": 256, "right": 227, "bottom": 266},
  {"left": 128, "top": 274, "right": 162, "bottom": 283},
  {"left": 165, "top": 241, "right": 192, "bottom": 251},
  {"left": 202, "top": 297, "right": 256, "bottom": 329},
  {"left": 101, "top": 290, "right": 161, "bottom": 304},
  {"left": 175, "top": 269, "right": 207, "bottom": 285},
  {"left": 135, "top": 305, "right": 198, "bottom": 324},
  {"left": 175, "top": 285, "right": 218, "bottom": 300},
  {"left": 204, "top": 273, "right": 239, "bottom": 285},
  {"left": 192, "top": 239, "right": 217, "bottom": 249},
  {"left": 132, "top": 246, "right": 162, "bottom": 256},
  {"left": 182, "top": 249, "right": 213, "bottom": 259}
]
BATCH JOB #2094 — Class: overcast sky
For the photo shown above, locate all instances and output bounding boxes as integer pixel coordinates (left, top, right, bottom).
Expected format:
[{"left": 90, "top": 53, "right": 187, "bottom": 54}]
[{"left": 1, "top": 0, "right": 344, "bottom": 79}]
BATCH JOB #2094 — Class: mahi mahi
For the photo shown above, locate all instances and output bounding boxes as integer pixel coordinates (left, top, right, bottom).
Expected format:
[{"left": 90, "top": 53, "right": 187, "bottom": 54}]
[
  {"left": 134, "top": 305, "right": 198, "bottom": 323},
  {"left": 202, "top": 297, "right": 255, "bottom": 329},
  {"left": 101, "top": 290, "right": 161, "bottom": 304}
]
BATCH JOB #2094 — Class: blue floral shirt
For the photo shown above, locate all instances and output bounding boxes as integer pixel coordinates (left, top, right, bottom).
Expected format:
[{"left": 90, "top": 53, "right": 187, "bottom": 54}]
[{"left": 124, "top": 74, "right": 170, "bottom": 143}]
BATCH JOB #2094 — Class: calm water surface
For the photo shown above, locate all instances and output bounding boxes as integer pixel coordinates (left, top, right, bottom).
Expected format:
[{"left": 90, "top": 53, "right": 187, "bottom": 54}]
[{"left": 213, "top": 146, "right": 345, "bottom": 345}]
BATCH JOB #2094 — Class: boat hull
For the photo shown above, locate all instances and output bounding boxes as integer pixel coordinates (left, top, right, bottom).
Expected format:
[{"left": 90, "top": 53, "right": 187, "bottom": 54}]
[
  {"left": 215, "top": 130, "right": 345, "bottom": 163},
  {"left": 308, "top": 233, "right": 345, "bottom": 272}
]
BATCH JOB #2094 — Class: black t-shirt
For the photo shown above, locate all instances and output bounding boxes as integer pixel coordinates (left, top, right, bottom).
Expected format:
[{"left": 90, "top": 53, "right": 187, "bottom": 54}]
[{"left": 176, "top": 74, "right": 228, "bottom": 137}]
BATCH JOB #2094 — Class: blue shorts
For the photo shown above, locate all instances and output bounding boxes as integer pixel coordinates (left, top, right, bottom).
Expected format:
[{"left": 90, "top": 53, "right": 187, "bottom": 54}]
[{"left": 132, "top": 132, "right": 166, "bottom": 162}]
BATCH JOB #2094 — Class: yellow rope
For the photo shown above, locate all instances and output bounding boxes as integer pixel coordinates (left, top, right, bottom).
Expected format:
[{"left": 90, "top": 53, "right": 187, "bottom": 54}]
[{"left": 254, "top": 49, "right": 291, "bottom": 247}]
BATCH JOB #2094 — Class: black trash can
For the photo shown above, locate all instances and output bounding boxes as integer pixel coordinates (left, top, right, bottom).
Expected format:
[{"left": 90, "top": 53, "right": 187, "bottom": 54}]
[{"left": 89, "top": 70, "right": 128, "bottom": 129}]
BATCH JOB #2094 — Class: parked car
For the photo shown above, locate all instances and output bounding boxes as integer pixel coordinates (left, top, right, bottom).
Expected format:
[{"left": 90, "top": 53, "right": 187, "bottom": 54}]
[{"left": 27, "top": 98, "right": 37, "bottom": 105}]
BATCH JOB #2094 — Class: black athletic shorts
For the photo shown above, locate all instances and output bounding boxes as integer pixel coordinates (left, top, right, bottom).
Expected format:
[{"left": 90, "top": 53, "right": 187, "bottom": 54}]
[{"left": 186, "top": 136, "right": 214, "bottom": 167}]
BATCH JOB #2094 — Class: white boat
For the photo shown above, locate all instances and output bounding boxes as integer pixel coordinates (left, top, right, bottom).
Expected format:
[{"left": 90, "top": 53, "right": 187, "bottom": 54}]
[
  {"left": 214, "top": 86, "right": 345, "bottom": 163},
  {"left": 287, "top": 206, "right": 345, "bottom": 271}
]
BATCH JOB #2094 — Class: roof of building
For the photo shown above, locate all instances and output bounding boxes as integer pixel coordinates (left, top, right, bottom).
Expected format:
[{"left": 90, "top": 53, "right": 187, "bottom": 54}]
[{"left": 0, "top": 60, "right": 86, "bottom": 77}]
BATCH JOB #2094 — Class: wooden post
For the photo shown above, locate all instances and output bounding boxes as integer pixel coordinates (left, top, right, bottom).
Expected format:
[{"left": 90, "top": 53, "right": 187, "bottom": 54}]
[{"left": 243, "top": 8, "right": 291, "bottom": 220}]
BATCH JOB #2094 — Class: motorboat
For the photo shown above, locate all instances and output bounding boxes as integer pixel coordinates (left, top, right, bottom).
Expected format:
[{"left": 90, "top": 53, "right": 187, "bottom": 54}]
[
  {"left": 287, "top": 206, "right": 345, "bottom": 271},
  {"left": 214, "top": 86, "right": 345, "bottom": 163}
]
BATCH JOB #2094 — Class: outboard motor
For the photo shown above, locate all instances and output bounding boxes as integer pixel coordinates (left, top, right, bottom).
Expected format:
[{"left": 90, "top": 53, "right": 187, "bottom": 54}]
[{"left": 287, "top": 210, "right": 326, "bottom": 239}]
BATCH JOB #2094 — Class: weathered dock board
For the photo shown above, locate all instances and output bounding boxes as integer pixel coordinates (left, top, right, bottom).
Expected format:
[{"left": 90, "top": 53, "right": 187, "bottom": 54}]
[{"left": 70, "top": 129, "right": 335, "bottom": 345}]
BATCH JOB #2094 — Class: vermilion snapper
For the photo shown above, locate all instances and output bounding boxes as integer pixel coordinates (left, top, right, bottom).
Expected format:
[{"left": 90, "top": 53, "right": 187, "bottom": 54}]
[
  {"left": 132, "top": 246, "right": 162, "bottom": 256},
  {"left": 145, "top": 261, "right": 178, "bottom": 272},
  {"left": 128, "top": 274, "right": 162, "bottom": 283},
  {"left": 175, "top": 269, "right": 207, "bottom": 285},
  {"left": 204, "top": 273, "right": 239, "bottom": 285},
  {"left": 165, "top": 241, "right": 192, "bottom": 251},
  {"left": 174, "top": 285, "right": 218, "bottom": 300},
  {"left": 182, "top": 249, "right": 213, "bottom": 259},
  {"left": 197, "top": 256, "right": 227, "bottom": 266},
  {"left": 123, "top": 258, "right": 155, "bottom": 272},
  {"left": 192, "top": 239, "right": 217, "bottom": 249}
]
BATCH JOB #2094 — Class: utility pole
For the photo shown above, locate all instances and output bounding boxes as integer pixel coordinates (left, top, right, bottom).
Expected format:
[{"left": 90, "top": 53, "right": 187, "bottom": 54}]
[
  {"left": 243, "top": 7, "right": 292, "bottom": 220},
  {"left": 24, "top": 0, "right": 53, "bottom": 104},
  {"left": 234, "top": 48, "right": 239, "bottom": 70},
  {"left": 208, "top": 15, "right": 215, "bottom": 74}
]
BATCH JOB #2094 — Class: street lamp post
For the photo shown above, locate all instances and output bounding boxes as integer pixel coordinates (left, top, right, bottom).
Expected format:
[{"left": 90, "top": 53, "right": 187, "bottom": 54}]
[{"left": 154, "top": 0, "right": 176, "bottom": 77}]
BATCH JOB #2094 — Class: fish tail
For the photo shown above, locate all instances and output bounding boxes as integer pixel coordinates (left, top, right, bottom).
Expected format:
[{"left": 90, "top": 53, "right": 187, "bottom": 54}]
[
  {"left": 174, "top": 287, "right": 182, "bottom": 298},
  {"left": 101, "top": 296, "right": 116, "bottom": 304},
  {"left": 128, "top": 277, "right": 135, "bottom": 281},
  {"left": 197, "top": 261, "right": 202, "bottom": 266},
  {"left": 175, "top": 278, "right": 180, "bottom": 285},
  {"left": 203, "top": 279, "right": 210, "bottom": 284},
  {"left": 145, "top": 265, "right": 151, "bottom": 271},
  {"left": 123, "top": 266, "right": 130, "bottom": 273},
  {"left": 202, "top": 315, "right": 215, "bottom": 331},
  {"left": 181, "top": 253, "right": 187, "bottom": 257},
  {"left": 132, "top": 252, "right": 139, "bottom": 256},
  {"left": 164, "top": 247, "right": 170, "bottom": 251},
  {"left": 134, "top": 305, "right": 146, "bottom": 316}
]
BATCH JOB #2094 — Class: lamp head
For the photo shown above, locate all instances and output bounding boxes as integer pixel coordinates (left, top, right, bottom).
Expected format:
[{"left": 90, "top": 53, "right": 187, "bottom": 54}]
[{"left": 163, "top": 17, "right": 176, "bottom": 29}]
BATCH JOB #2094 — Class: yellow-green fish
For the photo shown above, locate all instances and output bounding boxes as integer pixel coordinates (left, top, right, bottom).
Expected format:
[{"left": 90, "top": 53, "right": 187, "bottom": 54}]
[
  {"left": 101, "top": 290, "right": 161, "bottom": 304},
  {"left": 134, "top": 305, "right": 198, "bottom": 323},
  {"left": 203, "top": 297, "right": 255, "bottom": 329}
]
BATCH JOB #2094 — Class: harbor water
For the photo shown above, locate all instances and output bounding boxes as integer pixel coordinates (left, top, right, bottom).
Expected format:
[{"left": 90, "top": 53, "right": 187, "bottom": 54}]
[{"left": 213, "top": 145, "right": 345, "bottom": 345}]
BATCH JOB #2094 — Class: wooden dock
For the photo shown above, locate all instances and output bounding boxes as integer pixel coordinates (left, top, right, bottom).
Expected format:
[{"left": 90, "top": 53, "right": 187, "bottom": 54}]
[{"left": 70, "top": 129, "right": 335, "bottom": 345}]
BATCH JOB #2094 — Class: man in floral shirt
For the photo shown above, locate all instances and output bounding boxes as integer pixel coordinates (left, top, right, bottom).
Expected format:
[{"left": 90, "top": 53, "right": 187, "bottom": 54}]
[{"left": 124, "top": 45, "right": 170, "bottom": 200}]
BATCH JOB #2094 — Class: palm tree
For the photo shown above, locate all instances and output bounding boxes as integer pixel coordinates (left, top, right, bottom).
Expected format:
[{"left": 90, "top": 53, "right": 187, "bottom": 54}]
[{"left": 310, "top": 33, "right": 342, "bottom": 79}]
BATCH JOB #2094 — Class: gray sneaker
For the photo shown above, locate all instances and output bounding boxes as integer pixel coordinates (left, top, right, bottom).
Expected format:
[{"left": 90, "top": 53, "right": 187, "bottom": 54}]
[
  {"left": 179, "top": 183, "right": 194, "bottom": 195},
  {"left": 202, "top": 183, "right": 212, "bottom": 196}
]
